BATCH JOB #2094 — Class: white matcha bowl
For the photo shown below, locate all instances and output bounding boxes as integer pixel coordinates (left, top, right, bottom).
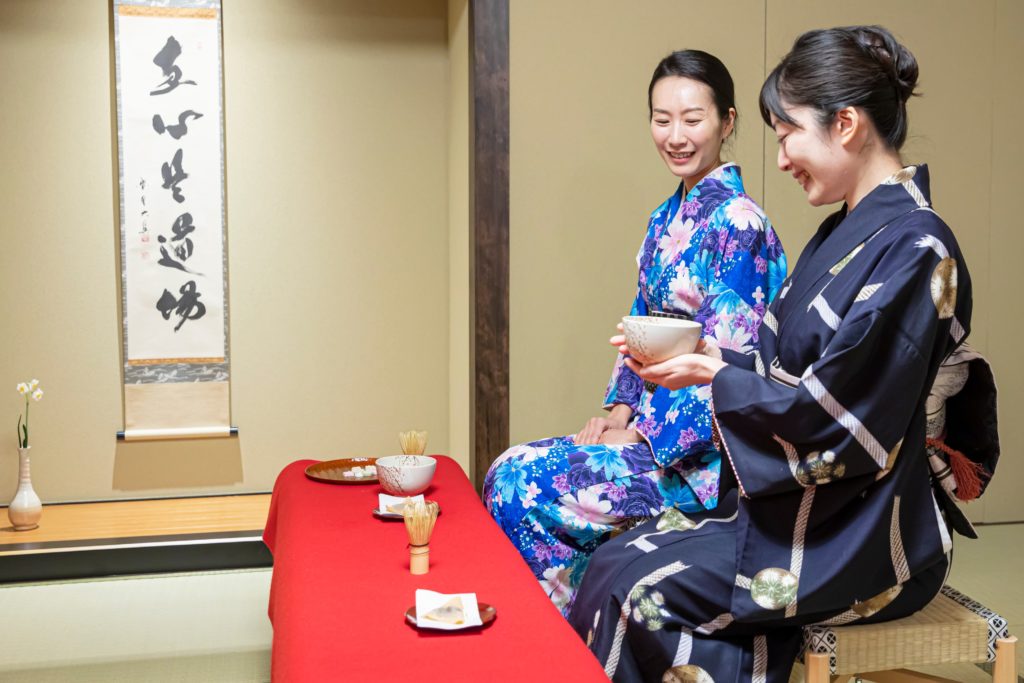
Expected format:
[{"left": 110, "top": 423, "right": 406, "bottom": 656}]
[
  {"left": 376, "top": 455, "right": 437, "bottom": 495},
  {"left": 621, "top": 316, "right": 702, "bottom": 364}
]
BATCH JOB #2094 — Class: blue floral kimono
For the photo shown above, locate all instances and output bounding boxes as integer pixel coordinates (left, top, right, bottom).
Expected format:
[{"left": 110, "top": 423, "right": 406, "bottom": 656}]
[
  {"left": 483, "top": 164, "right": 787, "bottom": 616},
  {"left": 569, "top": 166, "right": 977, "bottom": 683}
]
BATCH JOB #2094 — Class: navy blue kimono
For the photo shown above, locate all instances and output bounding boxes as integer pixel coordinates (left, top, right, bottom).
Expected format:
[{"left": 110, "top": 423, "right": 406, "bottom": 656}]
[{"left": 568, "top": 166, "right": 970, "bottom": 683}]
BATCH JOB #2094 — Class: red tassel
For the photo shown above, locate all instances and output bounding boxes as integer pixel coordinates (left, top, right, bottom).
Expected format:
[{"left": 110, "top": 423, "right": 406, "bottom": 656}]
[{"left": 927, "top": 437, "right": 987, "bottom": 501}]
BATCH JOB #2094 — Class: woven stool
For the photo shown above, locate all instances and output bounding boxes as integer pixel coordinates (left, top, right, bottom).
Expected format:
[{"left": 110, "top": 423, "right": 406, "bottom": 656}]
[{"left": 802, "top": 585, "right": 1017, "bottom": 682}]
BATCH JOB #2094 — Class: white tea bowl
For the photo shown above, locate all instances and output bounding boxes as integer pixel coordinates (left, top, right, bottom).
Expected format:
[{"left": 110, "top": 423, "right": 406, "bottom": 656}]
[
  {"left": 621, "top": 316, "right": 702, "bottom": 364},
  {"left": 376, "top": 455, "right": 437, "bottom": 495}
]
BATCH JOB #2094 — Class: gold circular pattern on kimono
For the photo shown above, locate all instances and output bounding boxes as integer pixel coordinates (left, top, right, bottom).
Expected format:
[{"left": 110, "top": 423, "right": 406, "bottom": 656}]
[
  {"left": 657, "top": 507, "right": 697, "bottom": 532},
  {"left": 750, "top": 568, "right": 799, "bottom": 610},
  {"left": 662, "top": 664, "right": 715, "bottom": 683},
  {"left": 886, "top": 439, "right": 903, "bottom": 470},
  {"left": 877, "top": 439, "right": 904, "bottom": 481},
  {"left": 931, "top": 257, "right": 957, "bottom": 319},
  {"left": 851, "top": 584, "right": 903, "bottom": 618},
  {"left": 796, "top": 450, "right": 846, "bottom": 486}
]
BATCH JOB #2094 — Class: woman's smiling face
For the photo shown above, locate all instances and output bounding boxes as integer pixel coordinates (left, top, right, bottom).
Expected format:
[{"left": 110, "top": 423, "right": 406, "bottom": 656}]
[
  {"left": 771, "top": 105, "right": 849, "bottom": 207},
  {"left": 650, "top": 76, "right": 733, "bottom": 190}
]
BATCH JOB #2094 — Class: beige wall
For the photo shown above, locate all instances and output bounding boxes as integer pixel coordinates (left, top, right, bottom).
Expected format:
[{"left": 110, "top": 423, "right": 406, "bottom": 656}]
[
  {"left": 447, "top": 0, "right": 472, "bottom": 481},
  {"left": 510, "top": 1, "right": 1022, "bottom": 521},
  {"left": 509, "top": 0, "right": 767, "bottom": 445},
  {"left": 981, "top": 0, "right": 1023, "bottom": 522},
  {"left": 0, "top": 0, "right": 456, "bottom": 502}
]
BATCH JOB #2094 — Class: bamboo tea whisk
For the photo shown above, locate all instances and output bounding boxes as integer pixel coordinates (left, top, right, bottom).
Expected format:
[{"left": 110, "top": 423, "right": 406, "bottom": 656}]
[
  {"left": 398, "top": 430, "right": 428, "bottom": 456},
  {"left": 403, "top": 500, "right": 439, "bottom": 575}
]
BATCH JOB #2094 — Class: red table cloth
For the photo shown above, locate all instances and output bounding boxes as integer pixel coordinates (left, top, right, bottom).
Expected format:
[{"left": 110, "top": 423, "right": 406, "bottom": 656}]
[{"left": 263, "top": 457, "right": 607, "bottom": 682}]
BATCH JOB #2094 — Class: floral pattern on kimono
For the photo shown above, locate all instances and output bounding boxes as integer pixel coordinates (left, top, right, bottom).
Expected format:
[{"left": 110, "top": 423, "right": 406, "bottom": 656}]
[
  {"left": 605, "top": 163, "right": 787, "bottom": 507},
  {"left": 483, "top": 164, "right": 786, "bottom": 618},
  {"left": 484, "top": 435, "right": 718, "bottom": 616}
]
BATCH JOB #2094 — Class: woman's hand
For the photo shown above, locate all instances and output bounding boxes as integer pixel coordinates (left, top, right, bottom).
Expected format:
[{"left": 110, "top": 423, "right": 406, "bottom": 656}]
[
  {"left": 610, "top": 329, "right": 627, "bottom": 354},
  {"left": 609, "top": 326, "right": 725, "bottom": 390},
  {"left": 574, "top": 404, "right": 632, "bottom": 445},
  {"left": 623, "top": 352, "right": 725, "bottom": 390},
  {"left": 598, "top": 428, "right": 643, "bottom": 445}
]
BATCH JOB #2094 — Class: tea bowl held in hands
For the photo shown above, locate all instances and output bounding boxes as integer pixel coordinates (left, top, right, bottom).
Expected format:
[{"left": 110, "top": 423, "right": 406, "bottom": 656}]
[
  {"left": 621, "top": 316, "right": 702, "bottom": 364},
  {"left": 376, "top": 455, "right": 437, "bottom": 495}
]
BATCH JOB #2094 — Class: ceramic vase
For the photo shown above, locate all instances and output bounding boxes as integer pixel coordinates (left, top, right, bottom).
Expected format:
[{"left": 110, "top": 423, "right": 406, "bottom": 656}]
[{"left": 8, "top": 446, "right": 42, "bottom": 531}]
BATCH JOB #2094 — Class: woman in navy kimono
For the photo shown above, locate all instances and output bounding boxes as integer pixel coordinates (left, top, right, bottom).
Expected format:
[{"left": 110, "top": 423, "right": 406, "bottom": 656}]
[
  {"left": 483, "top": 51, "right": 786, "bottom": 617},
  {"left": 570, "top": 26, "right": 979, "bottom": 682}
]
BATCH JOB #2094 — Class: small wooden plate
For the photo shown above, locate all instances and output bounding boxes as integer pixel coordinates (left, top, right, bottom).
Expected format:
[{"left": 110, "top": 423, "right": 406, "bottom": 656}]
[
  {"left": 305, "top": 458, "right": 378, "bottom": 484},
  {"left": 372, "top": 503, "right": 442, "bottom": 520},
  {"left": 405, "top": 602, "right": 496, "bottom": 629}
]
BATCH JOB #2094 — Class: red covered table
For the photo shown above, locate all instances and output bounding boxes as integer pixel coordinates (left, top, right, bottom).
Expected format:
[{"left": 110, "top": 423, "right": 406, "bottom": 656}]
[{"left": 263, "top": 456, "right": 607, "bottom": 682}]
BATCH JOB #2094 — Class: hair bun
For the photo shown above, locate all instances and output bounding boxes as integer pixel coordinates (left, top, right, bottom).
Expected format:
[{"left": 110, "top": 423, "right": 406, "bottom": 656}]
[
  {"left": 853, "top": 26, "right": 918, "bottom": 102},
  {"left": 762, "top": 25, "right": 918, "bottom": 150}
]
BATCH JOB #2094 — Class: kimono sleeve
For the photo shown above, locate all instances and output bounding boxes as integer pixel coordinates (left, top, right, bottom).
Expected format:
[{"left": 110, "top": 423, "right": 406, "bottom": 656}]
[
  {"left": 603, "top": 289, "right": 646, "bottom": 411},
  {"left": 604, "top": 199, "right": 672, "bottom": 412},
  {"left": 640, "top": 197, "right": 784, "bottom": 464},
  {"left": 711, "top": 235, "right": 952, "bottom": 498},
  {"left": 697, "top": 197, "right": 787, "bottom": 358},
  {"left": 721, "top": 347, "right": 756, "bottom": 371}
]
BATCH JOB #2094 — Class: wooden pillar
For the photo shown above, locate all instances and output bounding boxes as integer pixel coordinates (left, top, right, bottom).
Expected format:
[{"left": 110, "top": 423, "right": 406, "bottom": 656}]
[{"left": 469, "top": 0, "right": 509, "bottom": 490}]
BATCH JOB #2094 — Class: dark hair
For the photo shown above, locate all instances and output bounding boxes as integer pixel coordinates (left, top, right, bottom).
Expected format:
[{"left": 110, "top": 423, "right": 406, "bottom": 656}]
[
  {"left": 648, "top": 50, "right": 736, "bottom": 126},
  {"left": 759, "top": 26, "right": 918, "bottom": 149}
]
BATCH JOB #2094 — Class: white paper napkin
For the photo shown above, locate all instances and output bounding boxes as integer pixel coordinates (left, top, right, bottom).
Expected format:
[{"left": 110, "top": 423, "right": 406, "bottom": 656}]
[
  {"left": 377, "top": 493, "right": 424, "bottom": 516},
  {"left": 414, "top": 589, "right": 483, "bottom": 630}
]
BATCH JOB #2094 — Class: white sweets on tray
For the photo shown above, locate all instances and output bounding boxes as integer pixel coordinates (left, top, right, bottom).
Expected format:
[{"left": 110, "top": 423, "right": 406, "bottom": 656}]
[
  {"left": 413, "top": 590, "right": 483, "bottom": 630},
  {"left": 343, "top": 465, "right": 376, "bottom": 478}
]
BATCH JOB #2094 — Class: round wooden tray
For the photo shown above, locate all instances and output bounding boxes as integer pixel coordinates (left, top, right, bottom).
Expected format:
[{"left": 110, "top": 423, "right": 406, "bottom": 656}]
[
  {"left": 305, "top": 458, "right": 378, "bottom": 484},
  {"left": 405, "top": 602, "right": 496, "bottom": 629}
]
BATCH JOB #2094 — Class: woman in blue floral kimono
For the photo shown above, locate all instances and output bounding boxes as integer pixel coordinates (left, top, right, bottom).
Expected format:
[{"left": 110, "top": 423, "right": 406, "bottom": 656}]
[
  {"left": 482, "top": 51, "right": 787, "bottom": 617},
  {"left": 570, "top": 26, "right": 994, "bottom": 683}
]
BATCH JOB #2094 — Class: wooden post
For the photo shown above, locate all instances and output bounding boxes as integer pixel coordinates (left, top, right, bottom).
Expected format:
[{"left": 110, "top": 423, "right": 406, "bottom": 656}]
[
  {"left": 469, "top": 0, "right": 509, "bottom": 491},
  {"left": 993, "top": 636, "right": 1018, "bottom": 683},
  {"left": 804, "top": 652, "right": 833, "bottom": 683}
]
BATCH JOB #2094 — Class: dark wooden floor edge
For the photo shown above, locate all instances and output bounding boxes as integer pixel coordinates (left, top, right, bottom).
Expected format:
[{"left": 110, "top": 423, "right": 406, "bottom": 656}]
[
  {"left": 0, "top": 538, "right": 272, "bottom": 584},
  {"left": 469, "top": 0, "right": 510, "bottom": 492},
  {"left": 0, "top": 529, "right": 265, "bottom": 553}
]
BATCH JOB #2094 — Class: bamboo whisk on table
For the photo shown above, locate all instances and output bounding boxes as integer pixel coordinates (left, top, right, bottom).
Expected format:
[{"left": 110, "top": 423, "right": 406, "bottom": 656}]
[
  {"left": 398, "top": 430, "right": 428, "bottom": 456},
  {"left": 403, "top": 500, "right": 439, "bottom": 575}
]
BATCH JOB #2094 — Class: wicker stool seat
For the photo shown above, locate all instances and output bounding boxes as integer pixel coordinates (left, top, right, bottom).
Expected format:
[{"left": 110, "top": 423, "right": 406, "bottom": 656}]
[{"left": 802, "top": 585, "right": 1017, "bottom": 682}]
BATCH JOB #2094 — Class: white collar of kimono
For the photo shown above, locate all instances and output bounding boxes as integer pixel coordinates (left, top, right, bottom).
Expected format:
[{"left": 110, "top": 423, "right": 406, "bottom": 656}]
[{"left": 880, "top": 165, "right": 919, "bottom": 185}]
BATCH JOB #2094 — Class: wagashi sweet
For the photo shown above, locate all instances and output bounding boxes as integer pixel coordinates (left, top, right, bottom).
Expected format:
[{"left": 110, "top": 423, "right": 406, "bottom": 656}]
[
  {"left": 343, "top": 465, "right": 376, "bottom": 478},
  {"left": 422, "top": 597, "right": 464, "bottom": 625},
  {"left": 386, "top": 497, "right": 416, "bottom": 515}
]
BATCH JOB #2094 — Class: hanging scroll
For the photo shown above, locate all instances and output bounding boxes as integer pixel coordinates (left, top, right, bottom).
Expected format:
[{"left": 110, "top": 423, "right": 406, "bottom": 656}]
[{"left": 114, "top": 0, "right": 231, "bottom": 440}]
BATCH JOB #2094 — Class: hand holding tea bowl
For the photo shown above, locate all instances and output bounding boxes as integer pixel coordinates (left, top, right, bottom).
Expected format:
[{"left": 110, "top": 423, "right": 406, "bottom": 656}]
[
  {"left": 376, "top": 455, "right": 437, "bottom": 495},
  {"left": 612, "top": 319, "right": 726, "bottom": 391},
  {"left": 620, "top": 316, "right": 702, "bottom": 363}
]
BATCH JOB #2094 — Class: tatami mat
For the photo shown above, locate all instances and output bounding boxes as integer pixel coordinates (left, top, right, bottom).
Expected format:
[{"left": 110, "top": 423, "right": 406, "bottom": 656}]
[
  {"left": 0, "top": 568, "right": 272, "bottom": 682},
  {"left": 0, "top": 524, "right": 1019, "bottom": 682}
]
